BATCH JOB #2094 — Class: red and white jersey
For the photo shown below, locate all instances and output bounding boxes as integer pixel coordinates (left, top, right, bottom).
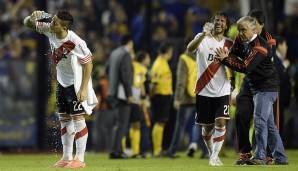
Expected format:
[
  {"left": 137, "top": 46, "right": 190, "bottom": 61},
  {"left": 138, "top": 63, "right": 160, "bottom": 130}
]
[
  {"left": 36, "top": 22, "right": 92, "bottom": 87},
  {"left": 194, "top": 33, "right": 233, "bottom": 97}
]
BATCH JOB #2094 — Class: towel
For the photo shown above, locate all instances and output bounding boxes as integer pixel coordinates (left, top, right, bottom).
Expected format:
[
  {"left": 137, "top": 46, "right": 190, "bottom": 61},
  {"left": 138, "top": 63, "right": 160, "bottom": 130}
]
[{"left": 71, "top": 55, "right": 98, "bottom": 115}]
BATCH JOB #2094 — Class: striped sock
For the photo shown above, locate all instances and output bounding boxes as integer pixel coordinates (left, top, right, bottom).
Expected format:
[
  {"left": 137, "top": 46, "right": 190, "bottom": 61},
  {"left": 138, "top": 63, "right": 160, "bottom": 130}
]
[
  {"left": 202, "top": 126, "right": 213, "bottom": 156},
  {"left": 211, "top": 126, "right": 226, "bottom": 158},
  {"left": 60, "top": 120, "right": 75, "bottom": 161},
  {"left": 73, "top": 119, "right": 88, "bottom": 162}
]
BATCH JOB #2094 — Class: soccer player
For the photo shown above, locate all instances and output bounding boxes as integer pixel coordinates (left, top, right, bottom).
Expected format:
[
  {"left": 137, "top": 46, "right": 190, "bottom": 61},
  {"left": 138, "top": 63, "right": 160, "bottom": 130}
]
[
  {"left": 150, "top": 42, "right": 173, "bottom": 157},
  {"left": 215, "top": 16, "right": 288, "bottom": 165},
  {"left": 187, "top": 12, "right": 233, "bottom": 166},
  {"left": 234, "top": 9, "right": 281, "bottom": 165},
  {"left": 24, "top": 11, "right": 97, "bottom": 168},
  {"left": 129, "top": 51, "right": 151, "bottom": 157}
]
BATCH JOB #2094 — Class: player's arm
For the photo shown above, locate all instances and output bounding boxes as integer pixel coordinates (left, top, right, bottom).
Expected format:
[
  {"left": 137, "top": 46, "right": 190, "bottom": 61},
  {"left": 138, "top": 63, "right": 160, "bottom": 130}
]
[
  {"left": 78, "top": 60, "right": 93, "bottom": 102},
  {"left": 187, "top": 32, "right": 206, "bottom": 53},
  {"left": 187, "top": 22, "right": 213, "bottom": 53}
]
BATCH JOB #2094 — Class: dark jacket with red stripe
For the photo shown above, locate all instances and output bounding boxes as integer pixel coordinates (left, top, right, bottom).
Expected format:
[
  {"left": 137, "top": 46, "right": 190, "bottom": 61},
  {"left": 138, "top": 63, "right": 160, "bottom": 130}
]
[{"left": 222, "top": 35, "right": 279, "bottom": 92}]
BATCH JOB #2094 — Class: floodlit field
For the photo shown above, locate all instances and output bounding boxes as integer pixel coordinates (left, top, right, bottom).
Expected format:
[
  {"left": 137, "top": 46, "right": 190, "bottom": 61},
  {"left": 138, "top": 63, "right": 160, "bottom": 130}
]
[{"left": 0, "top": 149, "right": 298, "bottom": 171}]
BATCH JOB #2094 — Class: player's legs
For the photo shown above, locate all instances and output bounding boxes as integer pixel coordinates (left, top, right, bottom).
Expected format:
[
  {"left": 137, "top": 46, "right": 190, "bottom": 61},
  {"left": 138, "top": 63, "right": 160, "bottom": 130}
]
[
  {"left": 52, "top": 114, "right": 74, "bottom": 168},
  {"left": 195, "top": 95, "right": 214, "bottom": 157},
  {"left": 59, "top": 114, "right": 75, "bottom": 160},
  {"left": 201, "top": 125, "right": 214, "bottom": 157},
  {"left": 129, "top": 103, "right": 143, "bottom": 157},
  {"left": 64, "top": 114, "right": 87, "bottom": 168},
  {"left": 211, "top": 119, "right": 226, "bottom": 161},
  {"left": 130, "top": 122, "right": 141, "bottom": 156},
  {"left": 209, "top": 95, "right": 230, "bottom": 166},
  {"left": 62, "top": 85, "right": 87, "bottom": 168},
  {"left": 152, "top": 122, "right": 165, "bottom": 156},
  {"left": 151, "top": 95, "right": 171, "bottom": 157},
  {"left": 187, "top": 106, "right": 209, "bottom": 158},
  {"left": 52, "top": 83, "right": 74, "bottom": 168}
]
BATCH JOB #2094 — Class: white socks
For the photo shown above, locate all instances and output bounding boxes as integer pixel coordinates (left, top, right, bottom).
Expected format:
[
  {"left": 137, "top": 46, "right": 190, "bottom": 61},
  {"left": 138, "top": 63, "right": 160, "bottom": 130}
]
[
  {"left": 60, "top": 120, "right": 75, "bottom": 161},
  {"left": 202, "top": 126, "right": 213, "bottom": 156},
  {"left": 74, "top": 119, "right": 88, "bottom": 162},
  {"left": 211, "top": 126, "right": 226, "bottom": 158}
]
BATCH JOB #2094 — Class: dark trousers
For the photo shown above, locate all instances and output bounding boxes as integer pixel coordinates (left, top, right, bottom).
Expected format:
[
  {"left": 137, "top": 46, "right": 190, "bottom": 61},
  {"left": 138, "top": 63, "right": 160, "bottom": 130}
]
[
  {"left": 110, "top": 101, "right": 131, "bottom": 154},
  {"left": 235, "top": 79, "right": 254, "bottom": 153}
]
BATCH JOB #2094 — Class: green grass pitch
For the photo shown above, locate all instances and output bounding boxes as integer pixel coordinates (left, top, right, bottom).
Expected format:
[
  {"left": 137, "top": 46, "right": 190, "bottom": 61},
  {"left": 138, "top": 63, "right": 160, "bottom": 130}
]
[{"left": 0, "top": 149, "right": 297, "bottom": 171}]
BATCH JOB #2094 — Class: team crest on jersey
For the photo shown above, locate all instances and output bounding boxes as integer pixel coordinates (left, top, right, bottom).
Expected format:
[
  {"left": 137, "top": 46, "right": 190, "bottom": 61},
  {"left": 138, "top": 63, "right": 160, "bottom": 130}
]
[{"left": 51, "top": 40, "right": 75, "bottom": 65}]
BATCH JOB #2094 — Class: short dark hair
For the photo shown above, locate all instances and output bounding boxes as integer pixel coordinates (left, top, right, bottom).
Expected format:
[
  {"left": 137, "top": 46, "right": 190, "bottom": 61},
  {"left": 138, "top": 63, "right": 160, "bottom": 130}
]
[
  {"left": 248, "top": 9, "right": 265, "bottom": 25},
  {"left": 57, "top": 11, "right": 73, "bottom": 29},
  {"left": 158, "top": 42, "right": 172, "bottom": 54},
  {"left": 120, "top": 34, "right": 132, "bottom": 45},
  {"left": 136, "top": 51, "right": 148, "bottom": 62}
]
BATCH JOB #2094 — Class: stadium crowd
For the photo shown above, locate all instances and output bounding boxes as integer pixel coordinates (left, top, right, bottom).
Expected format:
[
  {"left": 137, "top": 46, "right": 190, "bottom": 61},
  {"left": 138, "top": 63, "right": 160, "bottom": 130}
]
[{"left": 1, "top": 0, "right": 298, "bottom": 165}]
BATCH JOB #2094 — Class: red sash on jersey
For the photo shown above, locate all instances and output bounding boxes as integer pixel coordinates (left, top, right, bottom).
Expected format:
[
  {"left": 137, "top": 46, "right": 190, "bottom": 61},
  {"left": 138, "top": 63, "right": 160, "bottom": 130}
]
[
  {"left": 194, "top": 61, "right": 221, "bottom": 94},
  {"left": 195, "top": 40, "right": 233, "bottom": 94},
  {"left": 52, "top": 40, "right": 75, "bottom": 65}
]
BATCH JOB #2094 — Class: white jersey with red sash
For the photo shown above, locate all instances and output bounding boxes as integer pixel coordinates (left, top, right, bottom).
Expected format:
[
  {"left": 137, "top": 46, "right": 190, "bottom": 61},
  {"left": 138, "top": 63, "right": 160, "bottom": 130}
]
[
  {"left": 36, "top": 21, "right": 92, "bottom": 87},
  {"left": 194, "top": 33, "right": 233, "bottom": 97}
]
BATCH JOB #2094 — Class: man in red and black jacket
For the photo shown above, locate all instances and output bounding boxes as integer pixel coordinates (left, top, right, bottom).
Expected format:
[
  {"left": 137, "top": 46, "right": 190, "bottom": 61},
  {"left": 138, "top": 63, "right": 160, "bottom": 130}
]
[
  {"left": 215, "top": 16, "right": 288, "bottom": 165},
  {"left": 232, "top": 9, "right": 279, "bottom": 165}
]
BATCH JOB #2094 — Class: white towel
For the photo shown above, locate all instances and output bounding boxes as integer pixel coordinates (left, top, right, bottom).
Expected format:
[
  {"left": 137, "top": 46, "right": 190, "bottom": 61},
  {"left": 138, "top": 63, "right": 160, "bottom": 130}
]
[{"left": 71, "top": 56, "right": 98, "bottom": 115}]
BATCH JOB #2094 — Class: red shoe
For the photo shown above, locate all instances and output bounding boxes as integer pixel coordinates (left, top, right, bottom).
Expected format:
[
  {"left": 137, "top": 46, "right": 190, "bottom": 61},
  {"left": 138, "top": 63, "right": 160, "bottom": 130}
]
[
  {"left": 51, "top": 159, "right": 71, "bottom": 168},
  {"left": 266, "top": 157, "right": 273, "bottom": 165},
  {"left": 235, "top": 153, "right": 252, "bottom": 165},
  {"left": 64, "top": 159, "right": 86, "bottom": 168}
]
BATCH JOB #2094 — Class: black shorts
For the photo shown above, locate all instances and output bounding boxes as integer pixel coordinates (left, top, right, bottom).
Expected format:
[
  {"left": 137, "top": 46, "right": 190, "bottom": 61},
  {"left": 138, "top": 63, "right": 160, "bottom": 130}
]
[
  {"left": 195, "top": 95, "right": 230, "bottom": 125},
  {"left": 151, "top": 95, "right": 171, "bottom": 123},
  {"left": 56, "top": 83, "right": 85, "bottom": 115},
  {"left": 130, "top": 103, "right": 144, "bottom": 122}
]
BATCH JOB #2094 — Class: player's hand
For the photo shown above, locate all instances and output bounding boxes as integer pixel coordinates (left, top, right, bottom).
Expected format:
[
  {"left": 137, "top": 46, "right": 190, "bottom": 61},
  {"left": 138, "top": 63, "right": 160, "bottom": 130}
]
[
  {"left": 77, "top": 88, "right": 87, "bottom": 102},
  {"left": 215, "top": 47, "right": 229, "bottom": 61},
  {"left": 30, "top": 10, "right": 44, "bottom": 21},
  {"left": 202, "top": 22, "right": 214, "bottom": 36}
]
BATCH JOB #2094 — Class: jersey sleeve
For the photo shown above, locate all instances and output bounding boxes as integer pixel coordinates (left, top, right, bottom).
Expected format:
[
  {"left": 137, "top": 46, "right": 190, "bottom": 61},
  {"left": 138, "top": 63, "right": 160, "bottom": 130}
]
[
  {"left": 35, "top": 21, "right": 51, "bottom": 36},
  {"left": 72, "top": 39, "right": 92, "bottom": 64}
]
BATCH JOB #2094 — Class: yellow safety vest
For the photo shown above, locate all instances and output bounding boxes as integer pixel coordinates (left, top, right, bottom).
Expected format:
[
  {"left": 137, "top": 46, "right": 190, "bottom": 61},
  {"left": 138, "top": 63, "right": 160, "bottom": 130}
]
[
  {"left": 180, "top": 54, "right": 197, "bottom": 97},
  {"left": 133, "top": 61, "right": 147, "bottom": 88}
]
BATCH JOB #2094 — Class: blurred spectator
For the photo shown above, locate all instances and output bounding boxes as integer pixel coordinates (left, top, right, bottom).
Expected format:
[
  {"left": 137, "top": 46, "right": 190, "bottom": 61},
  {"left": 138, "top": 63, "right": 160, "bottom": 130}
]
[
  {"left": 274, "top": 36, "right": 291, "bottom": 139},
  {"left": 106, "top": 35, "right": 134, "bottom": 159}
]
